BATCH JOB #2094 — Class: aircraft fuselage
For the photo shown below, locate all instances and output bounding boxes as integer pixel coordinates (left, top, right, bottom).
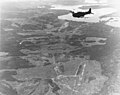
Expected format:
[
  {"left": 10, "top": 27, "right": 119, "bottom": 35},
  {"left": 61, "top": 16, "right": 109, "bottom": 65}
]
[
  {"left": 70, "top": 8, "right": 93, "bottom": 18},
  {"left": 72, "top": 12, "right": 89, "bottom": 18}
]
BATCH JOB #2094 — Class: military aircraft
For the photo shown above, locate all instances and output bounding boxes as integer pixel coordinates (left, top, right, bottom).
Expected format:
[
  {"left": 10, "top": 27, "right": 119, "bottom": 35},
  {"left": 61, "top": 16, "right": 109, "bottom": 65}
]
[{"left": 69, "top": 8, "right": 94, "bottom": 18}]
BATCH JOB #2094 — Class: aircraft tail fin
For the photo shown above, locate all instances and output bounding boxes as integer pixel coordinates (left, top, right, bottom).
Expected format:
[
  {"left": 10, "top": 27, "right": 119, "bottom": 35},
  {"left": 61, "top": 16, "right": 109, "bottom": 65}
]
[
  {"left": 87, "top": 8, "right": 94, "bottom": 14},
  {"left": 88, "top": 8, "right": 92, "bottom": 13}
]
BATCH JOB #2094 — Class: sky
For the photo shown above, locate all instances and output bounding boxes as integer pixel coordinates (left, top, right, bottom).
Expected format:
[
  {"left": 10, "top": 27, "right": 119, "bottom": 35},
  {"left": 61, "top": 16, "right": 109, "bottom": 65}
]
[
  {"left": 0, "top": 0, "right": 38, "bottom": 2},
  {"left": 0, "top": 0, "right": 104, "bottom": 3},
  {"left": 0, "top": 0, "right": 120, "bottom": 10},
  {"left": 0, "top": 0, "right": 114, "bottom": 4}
]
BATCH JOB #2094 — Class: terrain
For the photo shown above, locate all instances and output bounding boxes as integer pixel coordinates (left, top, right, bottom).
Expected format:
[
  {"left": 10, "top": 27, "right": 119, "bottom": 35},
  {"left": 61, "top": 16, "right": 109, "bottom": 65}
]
[{"left": 0, "top": 1, "right": 120, "bottom": 95}]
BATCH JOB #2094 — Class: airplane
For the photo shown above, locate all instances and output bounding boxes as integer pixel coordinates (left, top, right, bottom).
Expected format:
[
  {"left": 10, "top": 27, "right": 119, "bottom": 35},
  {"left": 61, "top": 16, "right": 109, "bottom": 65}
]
[{"left": 69, "top": 8, "right": 94, "bottom": 18}]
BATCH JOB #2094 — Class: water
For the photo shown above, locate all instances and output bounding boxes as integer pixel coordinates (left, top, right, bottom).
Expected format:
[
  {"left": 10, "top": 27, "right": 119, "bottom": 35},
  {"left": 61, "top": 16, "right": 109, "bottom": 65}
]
[
  {"left": 51, "top": 4, "right": 82, "bottom": 10},
  {"left": 101, "top": 17, "right": 120, "bottom": 27},
  {"left": 51, "top": 4, "right": 120, "bottom": 27},
  {"left": 58, "top": 7, "right": 116, "bottom": 23},
  {"left": 0, "top": 52, "right": 8, "bottom": 56}
]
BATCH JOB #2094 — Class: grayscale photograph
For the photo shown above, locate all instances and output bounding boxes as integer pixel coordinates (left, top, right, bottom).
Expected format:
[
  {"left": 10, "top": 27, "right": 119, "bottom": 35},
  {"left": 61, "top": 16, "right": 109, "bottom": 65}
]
[{"left": 0, "top": 0, "right": 120, "bottom": 95}]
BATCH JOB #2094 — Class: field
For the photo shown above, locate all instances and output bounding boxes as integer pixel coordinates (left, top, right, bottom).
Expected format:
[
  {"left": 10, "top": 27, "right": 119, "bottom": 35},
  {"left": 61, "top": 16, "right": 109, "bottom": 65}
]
[{"left": 0, "top": 1, "right": 120, "bottom": 95}]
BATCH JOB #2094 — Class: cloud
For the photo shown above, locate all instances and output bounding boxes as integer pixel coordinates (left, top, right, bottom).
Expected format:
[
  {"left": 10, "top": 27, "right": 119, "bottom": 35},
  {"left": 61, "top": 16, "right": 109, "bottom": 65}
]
[
  {"left": 42, "top": 0, "right": 85, "bottom": 5},
  {"left": 85, "top": 0, "right": 107, "bottom": 3}
]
